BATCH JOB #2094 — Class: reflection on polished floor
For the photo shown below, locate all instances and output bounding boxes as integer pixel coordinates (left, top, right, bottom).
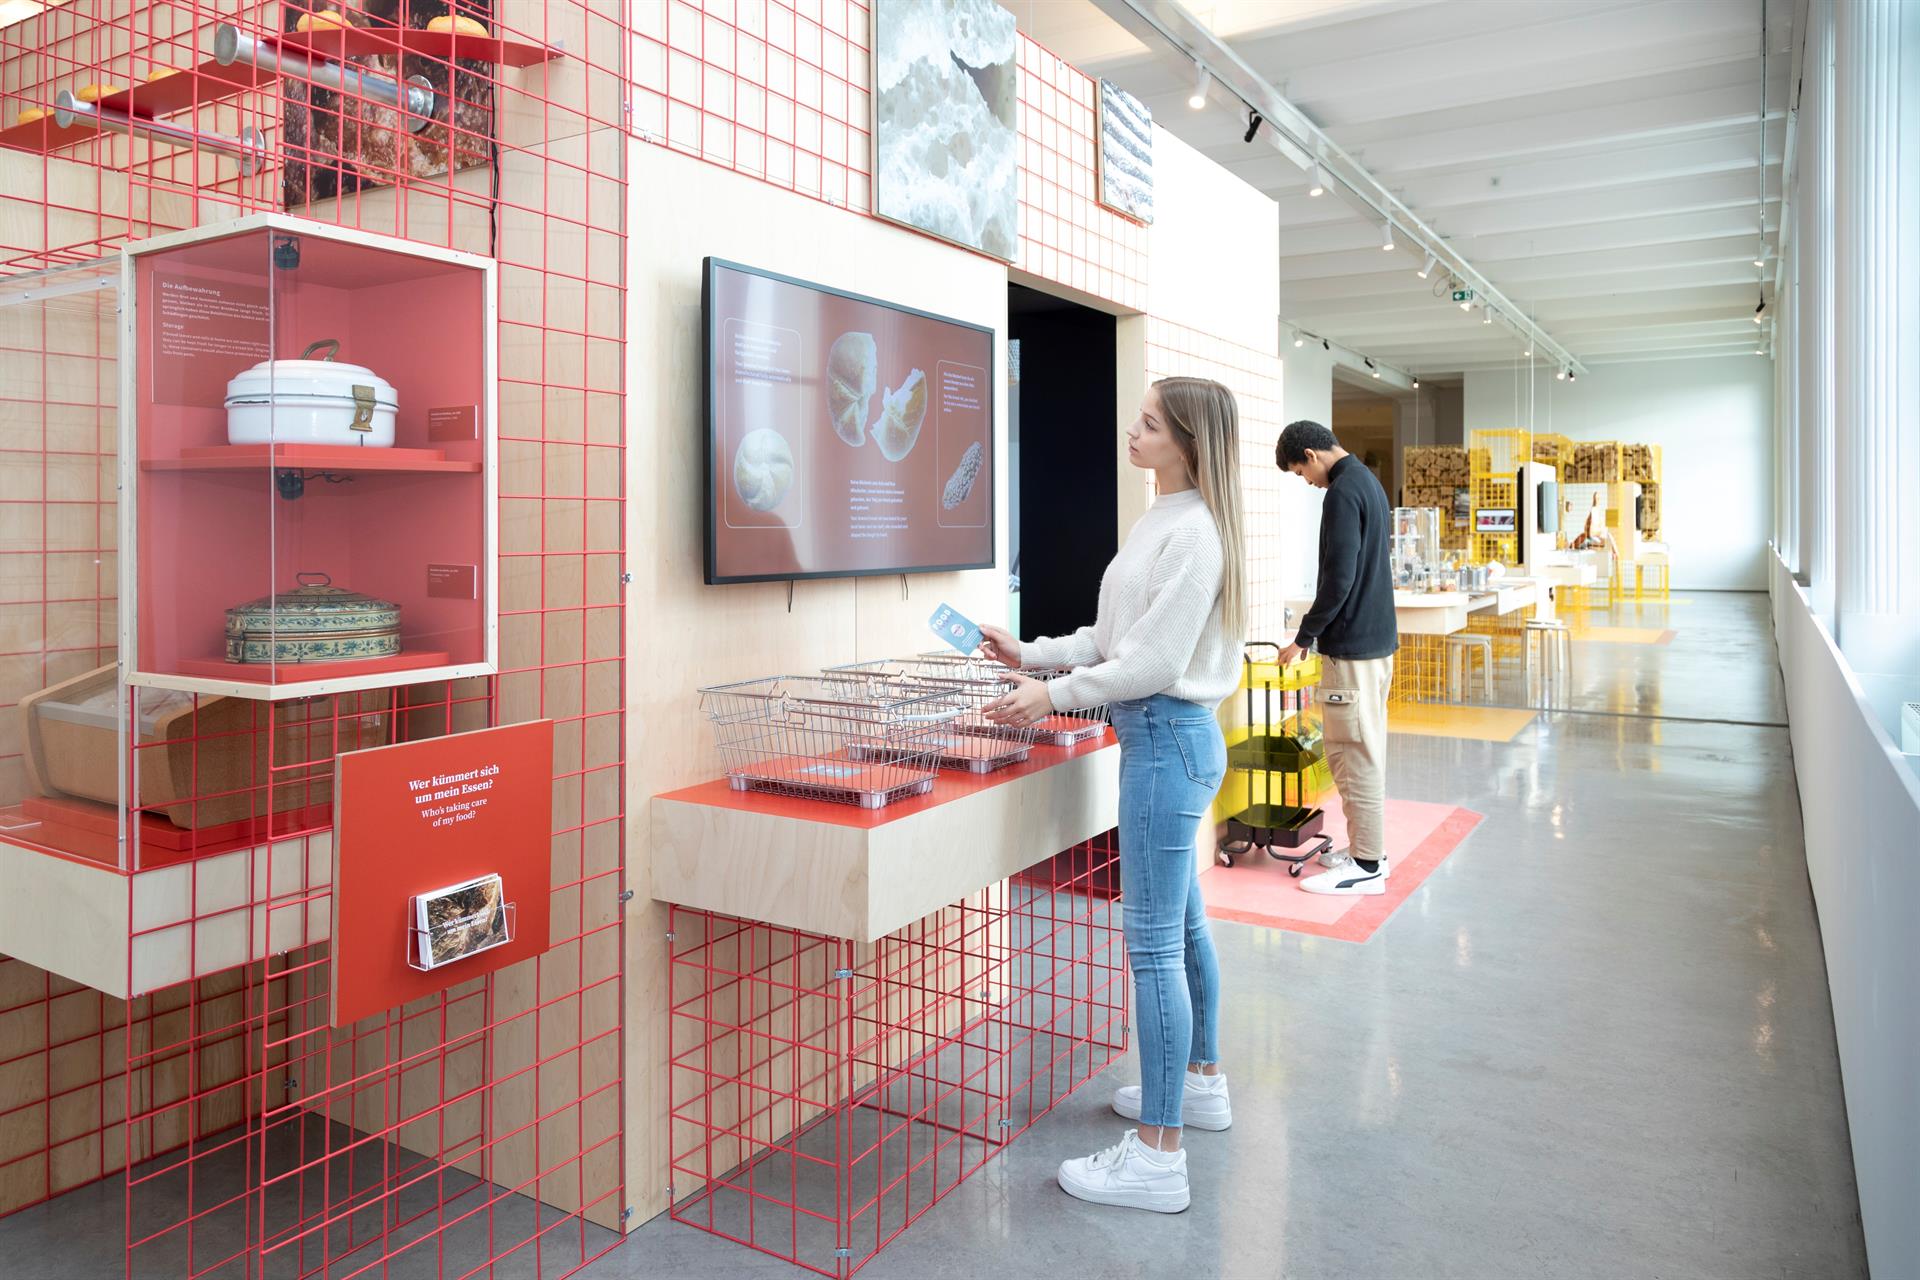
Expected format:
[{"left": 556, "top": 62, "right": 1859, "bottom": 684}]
[{"left": 592, "top": 590, "right": 1865, "bottom": 1279}]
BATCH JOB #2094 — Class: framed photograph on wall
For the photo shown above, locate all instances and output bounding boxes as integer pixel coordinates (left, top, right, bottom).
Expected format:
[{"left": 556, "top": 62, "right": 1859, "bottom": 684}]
[
  {"left": 872, "top": 0, "right": 1019, "bottom": 261},
  {"left": 1097, "top": 79, "right": 1154, "bottom": 223}
]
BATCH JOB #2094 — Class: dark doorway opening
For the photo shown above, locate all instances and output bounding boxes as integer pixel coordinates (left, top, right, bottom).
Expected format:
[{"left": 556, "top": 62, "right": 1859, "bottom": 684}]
[{"left": 1008, "top": 284, "right": 1117, "bottom": 644}]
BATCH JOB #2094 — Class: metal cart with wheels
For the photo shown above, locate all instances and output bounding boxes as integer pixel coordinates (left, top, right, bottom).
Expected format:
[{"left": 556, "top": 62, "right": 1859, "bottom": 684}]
[{"left": 1218, "top": 642, "right": 1335, "bottom": 873}]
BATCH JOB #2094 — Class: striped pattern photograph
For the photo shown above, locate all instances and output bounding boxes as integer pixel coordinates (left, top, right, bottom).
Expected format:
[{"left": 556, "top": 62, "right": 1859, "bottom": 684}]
[{"left": 1098, "top": 79, "right": 1154, "bottom": 223}]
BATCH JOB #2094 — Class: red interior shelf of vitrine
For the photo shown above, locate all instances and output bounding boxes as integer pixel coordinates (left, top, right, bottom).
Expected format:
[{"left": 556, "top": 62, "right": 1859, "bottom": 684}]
[
  {"left": 143, "top": 444, "right": 481, "bottom": 473},
  {"left": 172, "top": 650, "right": 453, "bottom": 684}
]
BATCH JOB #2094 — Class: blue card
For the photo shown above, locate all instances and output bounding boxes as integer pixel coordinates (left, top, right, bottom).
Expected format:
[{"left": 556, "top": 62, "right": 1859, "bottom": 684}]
[{"left": 928, "top": 603, "right": 983, "bottom": 655}]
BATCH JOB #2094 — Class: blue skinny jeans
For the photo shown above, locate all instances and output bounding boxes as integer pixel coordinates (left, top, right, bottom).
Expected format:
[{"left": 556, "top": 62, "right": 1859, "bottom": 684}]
[{"left": 1110, "top": 694, "right": 1226, "bottom": 1129}]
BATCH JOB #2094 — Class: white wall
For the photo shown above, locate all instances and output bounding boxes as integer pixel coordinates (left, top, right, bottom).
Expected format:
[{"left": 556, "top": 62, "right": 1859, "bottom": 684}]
[
  {"left": 1463, "top": 355, "right": 1773, "bottom": 589},
  {"left": 1147, "top": 127, "right": 1278, "bottom": 342},
  {"left": 1278, "top": 338, "right": 1332, "bottom": 598},
  {"left": 1772, "top": 555, "right": 1920, "bottom": 1278}
]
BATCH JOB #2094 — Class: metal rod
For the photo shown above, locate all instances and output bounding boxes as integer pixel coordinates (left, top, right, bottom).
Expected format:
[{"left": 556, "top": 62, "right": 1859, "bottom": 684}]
[
  {"left": 215, "top": 23, "right": 437, "bottom": 133},
  {"left": 54, "top": 92, "right": 267, "bottom": 173}
]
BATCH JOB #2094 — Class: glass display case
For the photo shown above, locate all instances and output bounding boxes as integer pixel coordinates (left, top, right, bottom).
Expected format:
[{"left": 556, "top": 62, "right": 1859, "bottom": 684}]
[
  {"left": 122, "top": 214, "right": 496, "bottom": 699},
  {"left": 1391, "top": 506, "right": 1443, "bottom": 591}
]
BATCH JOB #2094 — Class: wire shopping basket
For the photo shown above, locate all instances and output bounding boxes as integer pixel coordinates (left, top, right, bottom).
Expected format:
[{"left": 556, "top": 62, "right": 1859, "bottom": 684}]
[
  {"left": 907, "top": 652, "right": 1112, "bottom": 747},
  {"left": 828, "top": 657, "right": 1038, "bottom": 773},
  {"left": 697, "top": 675, "right": 964, "bottom": 809}
]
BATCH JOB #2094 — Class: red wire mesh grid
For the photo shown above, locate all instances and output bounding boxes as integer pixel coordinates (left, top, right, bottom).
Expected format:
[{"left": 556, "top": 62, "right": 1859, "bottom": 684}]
[
  {"left": 667, "top": 831, "right": 1127, "bottom": 1278},
  {"left": 629, "top": 2, "right": 1149, "bottom": 311},
  {"left": 0, "top": 2, "right": 628, "bottom": 1277}
]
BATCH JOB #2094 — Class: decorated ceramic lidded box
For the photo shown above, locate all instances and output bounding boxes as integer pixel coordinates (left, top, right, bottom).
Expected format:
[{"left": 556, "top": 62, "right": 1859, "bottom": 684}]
[{"left": 123, "top": 214, "right": 497, "bottom": 700}]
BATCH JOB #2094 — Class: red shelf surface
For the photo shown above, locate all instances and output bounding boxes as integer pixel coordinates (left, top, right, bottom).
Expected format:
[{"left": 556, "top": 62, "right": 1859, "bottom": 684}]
[
  {"left": 172, "top": 649, "right": 453, "bottom": 685},
  {"left": 144, "top": 443, "right": 481, "bottom": 473},
  {"left": 657, "top": 730, "right": 1120, "bottom": 830},
  {"left": 11, "top": 795, "right": 335, "bottom": 868},
  {"left": 0, "top": 61, "right": 275, "bottom": 155},
  {"left": 0, "top": 25, "right": 558, "bottom": 157},
  {"left": 277, "top": 25, "right": 563, "bottom": 69}
]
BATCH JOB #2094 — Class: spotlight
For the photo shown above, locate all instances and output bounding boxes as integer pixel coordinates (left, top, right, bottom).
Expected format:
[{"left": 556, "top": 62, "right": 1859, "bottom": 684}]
[
  {"left": 1293, "top": 331, "right": 1305, "bottom": 348},
  {"left": 1754, "top": 255, "right": 1766, "bottom": 268},
  {"left": 1753, "top": 297, "right": 1767, "bottom": 323},
  {"left": 1381, "top": 222, "right": 1396, "bottom": 252},
  {"left": 1524, "top": 346, "right": 1532, "bottom": 357},
  {"left": 1459, "top": 296, "right": 1473, "bottom": 312},
  {"left": 1309, "top": 164, "right": 1328, "bottom": 197},
  {"left": 1483, "top": 308, "right": 1493, "bottom": 325},
  {"left": 1188, "top": 63, "right": 1208, "bottom": 109},
  {"left": 1244, "top": 111, "right": 1263, "bottom": 143},
  {"left": 1412, "top": 377, "right": 1421, "bottom": 388},
  {"left": 1555, "top": 367, "right": 1567, "bottom": 381},
  {"left": 1568, "top": 370, "right": 1577, "bottom": 382},
  {"left": 1417, "top": 251, "right": 1436, "bottom": 280},
  {"left": 1323, "top": 339, "right": 1331, "bottom": 351}
]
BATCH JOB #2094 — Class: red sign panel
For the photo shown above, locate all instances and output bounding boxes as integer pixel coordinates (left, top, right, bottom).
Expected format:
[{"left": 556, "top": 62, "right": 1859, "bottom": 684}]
[
  {"left": 428, "top": 403, "right": 479, "bottom": 442},
  {"left": 330, "top": 720, "right": 554, "bottom": 1027},
  {"left": 426, "top": 562, "right": 478, "bottom": 599}
]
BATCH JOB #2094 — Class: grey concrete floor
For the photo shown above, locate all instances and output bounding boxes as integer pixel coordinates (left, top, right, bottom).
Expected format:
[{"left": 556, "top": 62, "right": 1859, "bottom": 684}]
[
  {"left": 588, "top": 591, "right": 1864, "bottom": 1280},
  {"left": 1, "top": 592, "right": 1865, "bottom": 1279}
]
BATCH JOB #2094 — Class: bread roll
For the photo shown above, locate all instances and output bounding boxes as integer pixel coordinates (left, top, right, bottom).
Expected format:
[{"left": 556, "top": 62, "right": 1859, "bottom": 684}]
[
  {"left": 733, "top": 428, "right": 794, "bottom": 512},
  {"left": 826, "top": 331, "right": 876, "bottom": 448},
  {"left": 427, "top": 13, "right": 490, "bottom": 36}
]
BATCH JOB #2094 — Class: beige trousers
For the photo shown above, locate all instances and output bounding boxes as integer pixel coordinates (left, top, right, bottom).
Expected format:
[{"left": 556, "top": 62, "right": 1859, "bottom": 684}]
[{"left": 1319, "top": 656, "right": 1395, "bottom": 864}]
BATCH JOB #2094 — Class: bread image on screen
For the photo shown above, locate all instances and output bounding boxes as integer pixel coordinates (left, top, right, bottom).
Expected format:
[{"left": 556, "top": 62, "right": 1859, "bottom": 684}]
[
  {"left": 827, "top": 332, "right": 877, "bottom": 447},
  {"left": 942, "top": 441, "right": 984, "bottom": 509},
  {"left": 733, "top": 428, "right": 796, "bottom": 512},
  {"left": 874, "top": 368, "right": 928, "bottom": 462}
]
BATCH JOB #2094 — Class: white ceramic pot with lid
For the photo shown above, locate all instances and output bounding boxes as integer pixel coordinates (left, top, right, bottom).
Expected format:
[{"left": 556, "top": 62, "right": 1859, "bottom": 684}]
[{"left": 224, "top": 339, "right": 399, "bottom": 447}]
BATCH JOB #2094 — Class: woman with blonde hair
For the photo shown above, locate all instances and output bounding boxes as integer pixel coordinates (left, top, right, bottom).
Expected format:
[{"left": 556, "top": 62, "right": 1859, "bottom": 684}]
[{"left": 982, "top": 375, "right": 1247, "bottom": 1213}]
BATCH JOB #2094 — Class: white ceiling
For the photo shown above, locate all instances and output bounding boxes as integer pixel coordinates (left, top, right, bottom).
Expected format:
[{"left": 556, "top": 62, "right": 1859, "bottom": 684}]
[{"left": 1015, "top": 0, "right": 1792, "bottom": 374}]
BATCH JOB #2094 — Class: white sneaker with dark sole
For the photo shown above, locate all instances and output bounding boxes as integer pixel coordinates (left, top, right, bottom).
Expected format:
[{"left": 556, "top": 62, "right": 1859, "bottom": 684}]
[
  {"left": 1056, "top": 1130, "right": 1190, "bottom": 1213},
  {"left": 1299, "top": 859, "right": 1388, "bottom": 895},
  {"left": 1112, "top": 1070, "right": 1232, "bottom": 1131}
]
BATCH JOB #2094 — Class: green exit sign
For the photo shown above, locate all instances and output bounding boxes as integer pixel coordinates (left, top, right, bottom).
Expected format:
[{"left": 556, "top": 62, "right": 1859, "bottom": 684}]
[{"left": 1452, "top": 288, "right": 1474, "bottom": 303}]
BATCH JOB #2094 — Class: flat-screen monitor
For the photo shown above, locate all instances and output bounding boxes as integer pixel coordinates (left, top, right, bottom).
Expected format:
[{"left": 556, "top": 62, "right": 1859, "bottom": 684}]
[
  {"left": 703, "top": 258, "right": 996, "bottom": 584},
  {"left": 1475, "top": 507, "right": 1517, "bottom": 534}
]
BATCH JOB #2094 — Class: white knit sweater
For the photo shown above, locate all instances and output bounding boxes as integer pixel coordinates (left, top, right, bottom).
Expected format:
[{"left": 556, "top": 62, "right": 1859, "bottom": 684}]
[{"left": 1022, "top": 488, "right": 1241, "bottom": 711}]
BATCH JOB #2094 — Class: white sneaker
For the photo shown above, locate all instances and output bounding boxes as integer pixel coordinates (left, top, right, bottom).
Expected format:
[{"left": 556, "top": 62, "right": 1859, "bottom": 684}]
[
  {"left": 1112, "top": 1070, "right": 1232, "bottom": 1131},
  {"left": 1056, "top": 1130, "right": 1191, "bottom": 1213},
  {"left": 1300, "top": 858, "right": 1388, "bottom": 896}
]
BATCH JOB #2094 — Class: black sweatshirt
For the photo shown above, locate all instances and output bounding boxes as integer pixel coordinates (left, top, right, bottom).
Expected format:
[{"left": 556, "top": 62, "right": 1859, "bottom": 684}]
[{"left": 1295, "top": 455, "right": 1398, "bottom": 660}]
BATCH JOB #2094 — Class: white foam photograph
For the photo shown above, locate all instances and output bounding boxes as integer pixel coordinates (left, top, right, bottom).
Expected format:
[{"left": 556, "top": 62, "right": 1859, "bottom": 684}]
[{"left": 873, "top": 0, "right": 1019, "bottom": 261}]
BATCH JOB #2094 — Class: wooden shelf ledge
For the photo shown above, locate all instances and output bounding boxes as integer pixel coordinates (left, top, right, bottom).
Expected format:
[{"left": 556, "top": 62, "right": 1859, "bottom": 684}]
[{"left": 651, "top": 736, "right": 1121, "bottom": 943}]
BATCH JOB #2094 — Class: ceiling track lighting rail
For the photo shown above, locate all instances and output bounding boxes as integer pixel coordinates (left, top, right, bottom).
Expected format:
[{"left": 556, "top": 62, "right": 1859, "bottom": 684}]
[
  {"left": 1286, "top": 320, "right": 1419, "bottom": 390},
  {"left": 1094, "top": 0, "right": 1586, "bottom": 375}
]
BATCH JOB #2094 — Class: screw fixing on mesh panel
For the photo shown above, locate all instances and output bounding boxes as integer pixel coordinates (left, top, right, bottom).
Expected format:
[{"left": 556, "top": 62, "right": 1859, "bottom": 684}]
[
  {"left": 621, "top": 1206, "right": 635, "bottom": 1221},
  {"left": 618, "top": 889, "right": 634, "bottom": 903},
  {"left": 835, "top": 1248, "right": 854, "bottom": 1259},
  {"left": 833, "top": 967, "right": 854, "bottom": 980},
  {"left": 665, "top": 930, "right": 676, "bottom": 941},
  {"left": 620, "top": 571, "right": 633, "bottom": 585}
]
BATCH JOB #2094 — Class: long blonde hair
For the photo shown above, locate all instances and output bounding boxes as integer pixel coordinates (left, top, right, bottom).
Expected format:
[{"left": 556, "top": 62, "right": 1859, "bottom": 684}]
[{"left": 1154, "top": 376, "right": 1248, "bottom": 642}]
